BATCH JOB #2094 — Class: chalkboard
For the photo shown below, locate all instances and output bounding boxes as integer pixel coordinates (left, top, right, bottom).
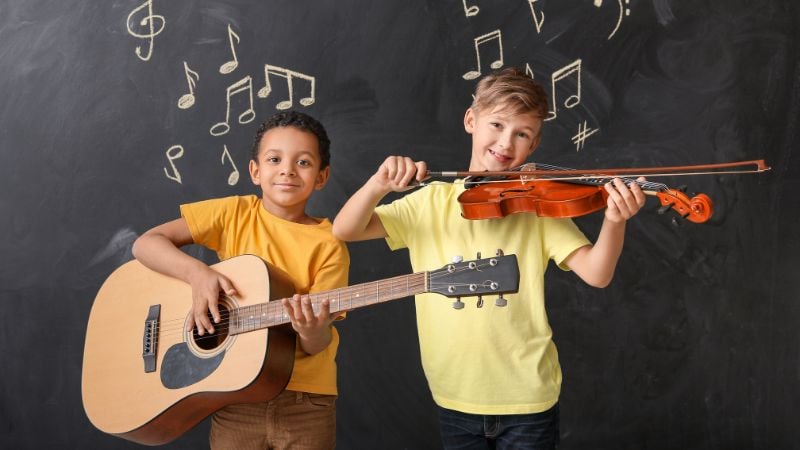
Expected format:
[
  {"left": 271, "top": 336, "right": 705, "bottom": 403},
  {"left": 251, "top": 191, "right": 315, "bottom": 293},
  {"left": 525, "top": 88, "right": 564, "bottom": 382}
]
[{"left": 1, "top": 0, "right": 797, "bottom": 448}]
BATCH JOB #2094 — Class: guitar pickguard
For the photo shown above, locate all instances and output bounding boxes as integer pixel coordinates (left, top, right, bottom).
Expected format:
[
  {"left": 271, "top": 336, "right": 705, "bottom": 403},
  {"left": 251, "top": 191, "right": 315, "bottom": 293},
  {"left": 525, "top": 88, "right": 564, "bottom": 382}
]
[{"left": 160, "top": 343, "right": 224, "bottom": 389}]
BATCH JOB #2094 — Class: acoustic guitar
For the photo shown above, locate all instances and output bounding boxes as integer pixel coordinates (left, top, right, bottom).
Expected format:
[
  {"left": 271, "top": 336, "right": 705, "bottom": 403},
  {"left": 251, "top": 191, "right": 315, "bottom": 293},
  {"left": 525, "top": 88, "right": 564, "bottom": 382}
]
[{"left": 82, "top": 252, "right": 519, "bottom": 445}]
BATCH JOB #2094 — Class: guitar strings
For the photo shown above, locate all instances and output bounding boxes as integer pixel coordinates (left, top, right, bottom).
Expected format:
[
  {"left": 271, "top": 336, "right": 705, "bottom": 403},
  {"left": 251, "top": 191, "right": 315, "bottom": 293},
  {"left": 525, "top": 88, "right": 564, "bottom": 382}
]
[
  {"left": 154, "top": 271, "right": 430, "bottom": 341},
  {"left": 151, "top": 260, "right": 509, "bottom": 344}
]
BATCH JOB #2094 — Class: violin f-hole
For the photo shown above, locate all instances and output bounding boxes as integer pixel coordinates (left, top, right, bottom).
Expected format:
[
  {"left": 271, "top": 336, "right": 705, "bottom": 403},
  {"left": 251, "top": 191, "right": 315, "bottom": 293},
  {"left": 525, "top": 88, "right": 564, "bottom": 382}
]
[{"left": 499, "top": 186, "right": 535, "bottom": 197}]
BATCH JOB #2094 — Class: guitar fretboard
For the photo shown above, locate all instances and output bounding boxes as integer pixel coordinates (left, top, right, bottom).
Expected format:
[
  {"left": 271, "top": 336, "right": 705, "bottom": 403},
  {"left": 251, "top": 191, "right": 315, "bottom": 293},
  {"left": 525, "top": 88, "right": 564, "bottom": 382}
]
[{"left": 229, "top": 272, "right": 428, "bottom": 335}]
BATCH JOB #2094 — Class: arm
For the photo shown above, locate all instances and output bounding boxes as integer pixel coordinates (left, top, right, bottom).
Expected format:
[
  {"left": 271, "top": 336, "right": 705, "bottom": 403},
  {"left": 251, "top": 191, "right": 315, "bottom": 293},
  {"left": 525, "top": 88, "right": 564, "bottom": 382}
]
[
  {"left": 281, "top": 294, "right": 333, "bottom": 355},
  {"left": 332, "top": 156, "right": 427, "bottom": 241},
  {"left": 564, "top": 177, "right": 646, "bottom": 287},
  {"left": 281, "top": 243, "right": 350, "bottom": 355},
  {"left": 131, "top": 218, "right": 237, "bottom": 335}
]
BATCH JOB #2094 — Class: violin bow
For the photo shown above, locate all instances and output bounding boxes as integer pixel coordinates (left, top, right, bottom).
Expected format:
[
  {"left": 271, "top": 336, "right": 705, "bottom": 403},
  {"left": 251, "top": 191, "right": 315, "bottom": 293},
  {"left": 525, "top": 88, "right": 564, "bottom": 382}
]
[{"left": 427, "top": 159, "right": 770, "bottom": 182}]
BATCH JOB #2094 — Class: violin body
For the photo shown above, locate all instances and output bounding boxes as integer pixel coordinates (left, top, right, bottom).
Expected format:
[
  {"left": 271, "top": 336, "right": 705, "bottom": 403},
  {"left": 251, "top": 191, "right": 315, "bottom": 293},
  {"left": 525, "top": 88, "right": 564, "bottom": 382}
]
[
  {"left": 437, "top": 159, "right": 768, "bottom": 224},
  {"left": 457, "top": 178, "right": 714, "bottom": 223},
  {"left": 458, "top": 180, "right": 609, "bottom": 220}
]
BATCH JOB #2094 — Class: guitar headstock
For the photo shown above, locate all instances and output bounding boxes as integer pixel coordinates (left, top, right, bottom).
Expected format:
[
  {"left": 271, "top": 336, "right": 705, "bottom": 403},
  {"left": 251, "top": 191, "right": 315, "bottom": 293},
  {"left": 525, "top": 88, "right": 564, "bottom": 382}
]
[{"left": 428, "top": 251, "right": 520, "bottom": 309}]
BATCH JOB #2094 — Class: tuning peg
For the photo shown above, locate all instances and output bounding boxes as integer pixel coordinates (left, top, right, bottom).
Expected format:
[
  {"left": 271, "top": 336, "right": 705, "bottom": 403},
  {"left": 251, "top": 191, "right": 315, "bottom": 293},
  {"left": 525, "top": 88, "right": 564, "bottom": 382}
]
[
  {"left": 657, "top": 202, "right": 672, "bottom": 215},
  {"left": 452, "top": 297, "right": 465, "bottom": 310},
  {"left": 495, "top": 294, "right": 507, "bottom": 307},
  {"left": 495, "top": 249, "right": 504, "bottom": 256},
  {"left": 451, "top": 255, "right": 463, "bottom": 263},
  {"left": 476, "top": 252, "right": 481, "bottom": 259},
  {"left": 678, "top": 185, "right": 688, "bottom": 193},
  {"left": 476, "top": 296, "right": 484, "bottom": 308}
]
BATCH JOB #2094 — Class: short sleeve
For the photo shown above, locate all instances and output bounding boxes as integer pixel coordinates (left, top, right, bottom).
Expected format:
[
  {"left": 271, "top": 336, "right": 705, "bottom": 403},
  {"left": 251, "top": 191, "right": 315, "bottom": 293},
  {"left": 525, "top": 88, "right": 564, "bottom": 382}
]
[{"left": 180, "top": 197, "right": 234, "bottom": 252}]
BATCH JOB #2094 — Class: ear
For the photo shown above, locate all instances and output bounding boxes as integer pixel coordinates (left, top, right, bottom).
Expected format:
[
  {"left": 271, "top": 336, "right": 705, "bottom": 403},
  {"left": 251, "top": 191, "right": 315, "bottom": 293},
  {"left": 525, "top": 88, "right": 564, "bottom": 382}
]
[
  {"left": 315, "top": 166, "right": 331, "bottom": 190},
  {"left": 248, "top": 159, "right": 260, "bottom": 185},
  {"left": 464, "top": 108, "right": 476, "bottom": 134}
]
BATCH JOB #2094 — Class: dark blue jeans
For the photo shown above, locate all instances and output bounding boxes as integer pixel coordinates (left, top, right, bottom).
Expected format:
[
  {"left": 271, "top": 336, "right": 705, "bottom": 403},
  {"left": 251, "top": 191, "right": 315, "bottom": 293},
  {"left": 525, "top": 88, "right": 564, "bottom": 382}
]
[{"left": 437, "top": 403, "right": 560, "bottom": 450}]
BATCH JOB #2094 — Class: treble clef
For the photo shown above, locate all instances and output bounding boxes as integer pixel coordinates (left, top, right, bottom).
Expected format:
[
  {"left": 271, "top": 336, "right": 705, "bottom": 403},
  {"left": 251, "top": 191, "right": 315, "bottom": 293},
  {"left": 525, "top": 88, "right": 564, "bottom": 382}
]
[{"left": 126, "top": 0, "right": 166, "bottom": 62}]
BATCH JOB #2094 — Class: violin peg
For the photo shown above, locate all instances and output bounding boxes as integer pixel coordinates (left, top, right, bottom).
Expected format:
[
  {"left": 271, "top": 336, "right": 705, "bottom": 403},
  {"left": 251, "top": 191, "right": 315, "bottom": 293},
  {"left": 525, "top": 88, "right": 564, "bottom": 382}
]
[
  {"left": 678, "top": 185, "right": 688, "bottom": 193},
  {"left": 476, "top": 252, "right": 481, "bottom": 260},
  {"left": 476, "top": 296, "right": 484, "bottom": 308},
  {"left": 495, "top": 249, "right": 504, "bottom": 256},
  {"left": 452, "top": 297, "right": 465, "bottom": 310},
  {"left": 495, "top": 294, "right": 508, "bottom": 307},
  {"left": 658, "top": 204, "right": 672, "bottom": 215}
]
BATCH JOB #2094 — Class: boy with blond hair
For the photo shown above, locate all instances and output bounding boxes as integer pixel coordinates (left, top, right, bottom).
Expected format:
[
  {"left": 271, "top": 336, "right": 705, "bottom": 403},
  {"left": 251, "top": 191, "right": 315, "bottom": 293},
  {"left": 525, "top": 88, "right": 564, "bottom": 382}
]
[
  {"left": 133, "top": 111, "right": 348, "bottom": 449},
  {"left": 333, "top": 67, "right": 645, "bottom": 449}
]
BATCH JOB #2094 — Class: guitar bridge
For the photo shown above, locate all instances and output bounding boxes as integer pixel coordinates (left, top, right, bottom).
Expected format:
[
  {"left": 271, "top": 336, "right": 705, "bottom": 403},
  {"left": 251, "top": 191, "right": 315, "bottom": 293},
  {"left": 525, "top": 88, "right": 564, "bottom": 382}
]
[{"left": 142, "top": 305, "right": 160, "bottom": 373}]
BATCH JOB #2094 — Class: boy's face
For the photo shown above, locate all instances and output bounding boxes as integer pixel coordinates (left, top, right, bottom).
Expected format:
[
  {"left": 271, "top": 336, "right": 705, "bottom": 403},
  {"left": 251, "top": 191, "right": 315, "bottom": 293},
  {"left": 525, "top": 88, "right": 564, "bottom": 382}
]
[
  {"left": 464, "top": 106, "right": 543, "bottom": 172},
  {"left": 248, "top": 126, "right": 329, "bottom": 214}
]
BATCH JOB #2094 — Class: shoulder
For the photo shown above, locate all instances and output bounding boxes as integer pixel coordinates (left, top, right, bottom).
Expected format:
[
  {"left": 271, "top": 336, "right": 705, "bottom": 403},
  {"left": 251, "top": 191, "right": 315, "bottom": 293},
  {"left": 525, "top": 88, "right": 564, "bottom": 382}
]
[{"left": 291, "top": 219, "right": 350, "bottom": 263}]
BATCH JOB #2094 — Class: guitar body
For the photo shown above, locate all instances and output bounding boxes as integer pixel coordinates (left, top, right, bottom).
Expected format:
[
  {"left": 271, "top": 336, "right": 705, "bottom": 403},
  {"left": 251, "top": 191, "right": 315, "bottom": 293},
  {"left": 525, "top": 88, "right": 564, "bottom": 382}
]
[{"left": 82, "top": 255, "right": 297, "bottom": 445}]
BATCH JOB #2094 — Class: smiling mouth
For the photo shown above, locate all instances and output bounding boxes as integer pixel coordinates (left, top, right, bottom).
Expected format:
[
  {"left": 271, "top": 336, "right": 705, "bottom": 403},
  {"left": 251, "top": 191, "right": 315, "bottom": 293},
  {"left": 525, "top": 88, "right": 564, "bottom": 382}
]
[{"left": 488, "top": 149, "right": 512, "bottom": 162}]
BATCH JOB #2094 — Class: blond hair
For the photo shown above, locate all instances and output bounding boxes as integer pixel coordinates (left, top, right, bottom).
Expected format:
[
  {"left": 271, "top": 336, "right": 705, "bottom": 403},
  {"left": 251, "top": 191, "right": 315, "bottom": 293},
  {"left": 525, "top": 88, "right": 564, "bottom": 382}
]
[{"left": 470, "top": 67, "right": 549, "bottom": 118}]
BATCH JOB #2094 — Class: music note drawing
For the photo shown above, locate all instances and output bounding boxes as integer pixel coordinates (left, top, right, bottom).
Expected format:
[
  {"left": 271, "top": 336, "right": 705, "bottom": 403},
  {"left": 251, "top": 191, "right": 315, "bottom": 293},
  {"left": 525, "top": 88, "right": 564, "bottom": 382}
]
[
  {"left": 462, "top": 0, "right": 479, "bottom": 17},
  {"left": 219, "top": 24, "right": 240, "bottom": 74},
  {"left": 545, "top": 59, "right": 582, "bottom": 122},
  {"left": 178, "top": 62, "right": 199, "bottom": 109},
  {"left": 462, "top": 30, "right": 504, "bottom": 80},
  {"left": 126, "top": 0, "right": 165, "bottom": 62},
  {"left": 258, "top": 64, "right": 315, "bottom": 110},
  {"left": 221, "top": 145, "right": 240, "bottom": 186},
  {"left": 528, "top": 0, "right": 544, "bottom": 33},
  {"left": 163, "top": 145, "right": 184, "bottom": 184},
  {"left": 210, "top": 76, "right": 256, "bottom": 137}
]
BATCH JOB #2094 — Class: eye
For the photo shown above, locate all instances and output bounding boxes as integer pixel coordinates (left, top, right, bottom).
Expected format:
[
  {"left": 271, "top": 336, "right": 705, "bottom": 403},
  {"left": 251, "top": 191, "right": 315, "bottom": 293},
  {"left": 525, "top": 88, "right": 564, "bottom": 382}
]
[
  {"left": 297, "top": 159, "right": 312, "bottom": 167},
  {"left": 517, "top": 132, "right": 531, "bottom": 139},
  {"left": 266, "top": 156, "right": 280, "bottom": 164},
  {"left": 489, "top": 122, "right": 501, "bottom": 129}
]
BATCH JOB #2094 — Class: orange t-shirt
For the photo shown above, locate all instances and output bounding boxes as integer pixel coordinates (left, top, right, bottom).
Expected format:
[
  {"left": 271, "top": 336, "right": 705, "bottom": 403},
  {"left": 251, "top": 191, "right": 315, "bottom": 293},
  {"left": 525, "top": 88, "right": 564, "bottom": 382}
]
[{"left": 181, "top": 195, "right": 349, "bottom": 394}]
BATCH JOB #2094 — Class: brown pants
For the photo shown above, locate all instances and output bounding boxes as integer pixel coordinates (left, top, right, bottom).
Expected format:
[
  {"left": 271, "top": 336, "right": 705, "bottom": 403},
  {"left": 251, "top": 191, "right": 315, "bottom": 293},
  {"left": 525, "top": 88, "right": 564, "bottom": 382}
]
[{"left": 209, "top": 390, "right": 336, "bottom": 450}]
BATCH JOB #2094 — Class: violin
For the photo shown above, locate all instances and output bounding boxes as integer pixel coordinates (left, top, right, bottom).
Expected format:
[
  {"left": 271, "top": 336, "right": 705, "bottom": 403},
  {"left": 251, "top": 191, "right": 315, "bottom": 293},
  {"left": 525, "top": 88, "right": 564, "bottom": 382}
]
[{"left": 428, "top": 160, "right": 770, "bottom": 224}]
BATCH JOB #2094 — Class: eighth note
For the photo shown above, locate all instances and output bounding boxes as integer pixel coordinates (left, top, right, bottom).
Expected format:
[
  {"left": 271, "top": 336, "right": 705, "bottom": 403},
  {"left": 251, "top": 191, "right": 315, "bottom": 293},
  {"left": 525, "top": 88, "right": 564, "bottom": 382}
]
[
  {"left": 177, "top": 61, "right": 199, "bottom": 109},
  {"left": 210, "top": 76, "right": 256, "bottom": 137},
  {"left": 219, "top": 24, "right": 240, "bottom": 74},
  {"left": 221, "top": 145, "right": 240, "bottom": 186},
  {"left": 462, "top": 30, "right": 504, "bottom": 80}
]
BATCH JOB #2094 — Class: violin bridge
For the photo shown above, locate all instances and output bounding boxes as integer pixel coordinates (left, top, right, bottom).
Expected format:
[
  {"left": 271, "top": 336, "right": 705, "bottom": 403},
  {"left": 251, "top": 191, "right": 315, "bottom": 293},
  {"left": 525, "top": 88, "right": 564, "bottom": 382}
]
[{"left": 518, "top": 162, "right": 537, "bottom": 184}]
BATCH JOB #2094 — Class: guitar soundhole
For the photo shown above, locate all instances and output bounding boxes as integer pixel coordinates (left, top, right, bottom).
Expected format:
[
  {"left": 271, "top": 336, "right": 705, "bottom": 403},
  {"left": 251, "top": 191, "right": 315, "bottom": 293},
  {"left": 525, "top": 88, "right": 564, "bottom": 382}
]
[{"left": 191, "top": 304, "right": 231, "bottom": 351}]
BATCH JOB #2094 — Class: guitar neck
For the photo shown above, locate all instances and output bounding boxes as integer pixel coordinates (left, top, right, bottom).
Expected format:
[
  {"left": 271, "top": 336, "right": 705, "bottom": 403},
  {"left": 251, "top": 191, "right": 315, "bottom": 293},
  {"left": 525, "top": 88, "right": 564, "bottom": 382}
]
[{"left": 229, "top": 272, "right": 428, "bottom": 334}]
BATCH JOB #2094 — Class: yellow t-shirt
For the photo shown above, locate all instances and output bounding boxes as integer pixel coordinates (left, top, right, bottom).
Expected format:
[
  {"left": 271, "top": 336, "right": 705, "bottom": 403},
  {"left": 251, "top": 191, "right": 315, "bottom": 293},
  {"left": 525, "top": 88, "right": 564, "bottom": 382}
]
[
  {"left": 375, "top": 182, "right": 590, "bottom": 414},
  {"left": 180, "top": 195, "right": 350, "bottom": 395}
]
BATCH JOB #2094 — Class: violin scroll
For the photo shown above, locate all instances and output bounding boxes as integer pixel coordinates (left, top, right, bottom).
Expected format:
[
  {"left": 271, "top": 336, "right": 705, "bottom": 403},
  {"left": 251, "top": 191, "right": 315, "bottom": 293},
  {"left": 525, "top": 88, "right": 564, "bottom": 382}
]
[{"left": 655, "top": 189, "right": 713, "bottom": 224}]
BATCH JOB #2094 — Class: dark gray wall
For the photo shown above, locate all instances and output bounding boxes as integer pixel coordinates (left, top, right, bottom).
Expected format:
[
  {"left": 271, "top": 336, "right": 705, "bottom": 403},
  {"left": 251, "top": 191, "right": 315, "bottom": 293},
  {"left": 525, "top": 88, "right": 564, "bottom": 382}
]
[{"left": 1, "top": 0, "right": 797, "bottom": 448}]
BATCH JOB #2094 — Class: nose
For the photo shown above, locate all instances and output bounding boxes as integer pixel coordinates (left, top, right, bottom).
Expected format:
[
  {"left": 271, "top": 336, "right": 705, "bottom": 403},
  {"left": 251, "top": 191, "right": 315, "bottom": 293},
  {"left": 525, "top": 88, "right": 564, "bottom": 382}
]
[
  {"left": 497, "top": 131, "right": 513, "bottom": 151},
  {"left": 280, "top": 162, "right": 296, "bottom": 177}
]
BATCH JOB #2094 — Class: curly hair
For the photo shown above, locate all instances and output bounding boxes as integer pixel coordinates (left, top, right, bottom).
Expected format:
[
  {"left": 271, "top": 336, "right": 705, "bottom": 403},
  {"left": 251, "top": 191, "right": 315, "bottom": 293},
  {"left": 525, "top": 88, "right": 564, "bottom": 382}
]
[{"left": 251, "top": 111, "right": 331, "bottom": 169}]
